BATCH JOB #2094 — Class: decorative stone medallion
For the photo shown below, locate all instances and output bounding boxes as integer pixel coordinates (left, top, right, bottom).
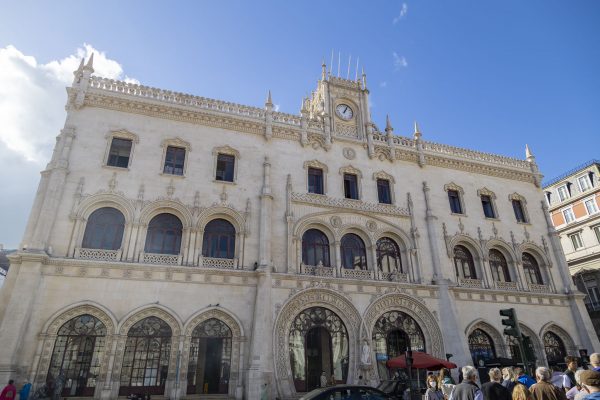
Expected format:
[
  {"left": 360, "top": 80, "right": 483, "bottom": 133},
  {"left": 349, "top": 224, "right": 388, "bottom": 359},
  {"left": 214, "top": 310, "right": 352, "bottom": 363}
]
[{"left": 343, "top": 147, "right": 356, "bottom": 160}]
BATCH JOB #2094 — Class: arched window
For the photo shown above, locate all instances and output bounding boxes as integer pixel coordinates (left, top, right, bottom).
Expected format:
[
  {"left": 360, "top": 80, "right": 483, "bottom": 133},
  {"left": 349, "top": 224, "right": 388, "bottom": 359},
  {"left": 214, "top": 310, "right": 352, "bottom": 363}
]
[
  {"left": 489, "top": 249, "right": 510, "bottom": 282},
  {"left": 453, "top": 245, "right": 477, "bottom": 279},
  {"left": 289, "top": 307, "right": 349, "bottom": 392},
  {"left": 302, "top": 229, "right": 330, "bottom": 267},
  {"left": 468, "top": 329, "right": 497, "bottom": 365},
  {"left": 340, "top": 233, "right": 367, "bottom": 270},
  {"left": 544, "top": 332, "right": 567, "bottom": 367},
  {"left": 144, "top": 213, "right": 183, "bottom": 255},
  {"left": 376, "top": 237, "right": 403, "bottom": 273},
  {"left": 522, "top": 253, "right": 543, "bottom": 285},
  {"left": 82, "top": 207, "right": 125, "bottom": 250},
  {"left": 187, "top": 319, "right": 232, "bottom": 395},
  {"left": 48, "top": 315, "right": 107, "bottom": 397},
  {"left": 119, "top": 317, "right": 172, "bottom": 396},
  {"left": 202, "top": 219, "right": 236, "bottom": 259},
  {"left": 372, "top": 311, "right": 425, "bottom": 380}
]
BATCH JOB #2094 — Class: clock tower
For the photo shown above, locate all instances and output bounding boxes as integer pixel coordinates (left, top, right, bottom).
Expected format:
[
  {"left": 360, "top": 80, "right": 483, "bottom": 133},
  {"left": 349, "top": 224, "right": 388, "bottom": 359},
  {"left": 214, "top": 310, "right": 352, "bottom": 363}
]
[{"left": 303, "top": 62, "right": 374, "bottom": 146}]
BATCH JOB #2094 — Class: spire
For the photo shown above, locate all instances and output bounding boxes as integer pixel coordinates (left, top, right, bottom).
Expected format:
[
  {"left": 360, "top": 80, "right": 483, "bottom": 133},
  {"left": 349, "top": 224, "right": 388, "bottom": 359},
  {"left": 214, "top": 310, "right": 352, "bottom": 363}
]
[
  {"left": 84, "top": 53, "right": 94, "bottom": 72},
  {"left": 361, "top": 67, "right": 367, "bottom": 89},
  {"left": 385, "top": 115, "right": 393, "bottom": 134},
  {"left": 321, "top": 59, "right": 327, "bottom": 80},
  {"left": 413, "top": 121, "right": 422, "bottom": 139},
  {"left": 77, "top": 58, "right": 84, "bottom": 71},
  {"left": 265, "top": 90, "right": 273, "bottom": 106},
  {"left": 525, "top": 144, "right": 535, "bottom": 162}
]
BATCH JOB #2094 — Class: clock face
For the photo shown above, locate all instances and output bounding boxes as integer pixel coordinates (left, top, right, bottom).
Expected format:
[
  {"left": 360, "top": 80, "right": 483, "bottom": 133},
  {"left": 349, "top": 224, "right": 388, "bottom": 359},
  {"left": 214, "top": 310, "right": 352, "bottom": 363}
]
[{"left": 336, "top": 104, "right": 354, "bottom": 120}]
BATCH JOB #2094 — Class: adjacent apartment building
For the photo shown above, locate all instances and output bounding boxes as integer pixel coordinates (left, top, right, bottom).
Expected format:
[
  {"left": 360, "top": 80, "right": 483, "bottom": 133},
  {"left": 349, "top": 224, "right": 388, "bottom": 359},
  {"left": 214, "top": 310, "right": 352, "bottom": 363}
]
[
  {"left": 544, "top": 160, "right": 600, "bottom": 336},
  {"left": 0, "top": 57, "right": 597, "bottom": 400}
]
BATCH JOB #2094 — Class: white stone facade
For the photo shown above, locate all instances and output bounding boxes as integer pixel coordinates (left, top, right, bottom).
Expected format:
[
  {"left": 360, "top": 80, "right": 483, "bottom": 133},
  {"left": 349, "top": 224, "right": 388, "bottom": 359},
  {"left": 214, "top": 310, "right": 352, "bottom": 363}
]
[{"left": 0, "top": 58, "right": 597, "bottom": 400}]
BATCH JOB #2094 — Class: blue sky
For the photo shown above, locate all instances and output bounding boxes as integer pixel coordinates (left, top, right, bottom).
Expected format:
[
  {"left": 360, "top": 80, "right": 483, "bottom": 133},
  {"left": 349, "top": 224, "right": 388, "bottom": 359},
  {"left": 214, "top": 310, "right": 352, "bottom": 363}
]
[{"left": 0, "top": 1, "right": 599, "bottom": 248}]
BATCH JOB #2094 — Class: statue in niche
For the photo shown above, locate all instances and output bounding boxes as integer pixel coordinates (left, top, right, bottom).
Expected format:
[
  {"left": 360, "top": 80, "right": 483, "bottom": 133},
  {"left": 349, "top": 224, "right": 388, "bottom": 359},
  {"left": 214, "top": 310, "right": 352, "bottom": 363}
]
[{"left": 360, "top": 339, "right": 371, "bottom": 365}]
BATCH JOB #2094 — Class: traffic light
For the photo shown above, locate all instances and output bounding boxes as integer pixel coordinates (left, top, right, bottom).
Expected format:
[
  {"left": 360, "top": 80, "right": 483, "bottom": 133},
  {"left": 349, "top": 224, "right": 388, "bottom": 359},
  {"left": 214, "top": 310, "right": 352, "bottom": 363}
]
[
  {"left": 499, "top": 308, "right": 520, "bottom": 337},
  {"left": 522, "top": 335, "right": 536, "bottom": 362}
]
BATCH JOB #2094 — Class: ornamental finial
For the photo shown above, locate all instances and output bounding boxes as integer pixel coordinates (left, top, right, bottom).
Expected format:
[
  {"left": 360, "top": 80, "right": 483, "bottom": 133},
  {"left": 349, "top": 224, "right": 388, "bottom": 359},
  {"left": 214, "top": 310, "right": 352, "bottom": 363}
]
[
  {"left": 385, "top": 115, "right": 393, "bottom": 134},
  {"left": 266, "top": 90, "right": 273, "bottom": 106},
  {"left": 525, "top": 143, "right": 535, "bottom": 161},
  {"left": 413, "top": 121, "right": 422, "bottom": 139},
  {"left": 85, "top": 52, "right": 94, "bottom": 70}
]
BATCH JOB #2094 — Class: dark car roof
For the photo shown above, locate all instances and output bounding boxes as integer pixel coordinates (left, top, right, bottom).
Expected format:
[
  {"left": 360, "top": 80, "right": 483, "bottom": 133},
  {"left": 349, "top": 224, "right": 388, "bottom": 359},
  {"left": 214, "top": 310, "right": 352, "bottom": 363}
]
[{"left": 299, "top": 385, "right": 388, "bottom": 400}]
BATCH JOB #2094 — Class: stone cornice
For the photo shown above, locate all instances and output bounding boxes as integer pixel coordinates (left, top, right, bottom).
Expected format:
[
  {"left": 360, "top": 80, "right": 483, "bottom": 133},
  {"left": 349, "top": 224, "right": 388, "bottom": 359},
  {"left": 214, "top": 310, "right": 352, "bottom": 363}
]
[
  {"left": 291, "top": 192, "right": 410, "bottom": 217},
  {"left": 74, "top": 77, "right": 539, "bottom": 185}
]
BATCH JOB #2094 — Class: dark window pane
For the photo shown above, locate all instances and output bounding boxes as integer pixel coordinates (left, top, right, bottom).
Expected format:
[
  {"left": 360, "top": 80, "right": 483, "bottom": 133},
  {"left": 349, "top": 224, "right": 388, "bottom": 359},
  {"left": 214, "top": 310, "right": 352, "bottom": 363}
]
[
  {"left": 144, "top": 213, "right": 183, "bottom": 254},
  {"left": 481, "top": 195, "right": 495, "bottom": 218},
  {"left": 216, "top": 154, "right": 235, "bottom": 182},
  {"left": 513, "top": 200, "right": 527, "bottom": 223},
  {"left": 82, "top": 207, "right": 125, "bottom": 250},
  {"left": 302, "top": 229, "right": 330, "bottom": 267},
  {"left": 377, "top": 179, "right": 392, "bottom": 204},
  {"left": 522, "top": 253, "right": 543, "bottom": 285},
  {"left": 448, "top": 190, "right": 462, "bottom": 214},
  {"left": 489, "top": 249, "right": 510, "bottom": 282},
  {"left": 341, "top": 233, "right": 367, "bottom": 269},
  {"left": 344, "top": 174, "right": 359, "bottom": 200},
  {"left": 308, "top": 168, "right": 324, "bottom": 194},
  {"left": 107, "top": 138, "right": 132, "bottom": 168},
  {"left": 164, "top": 146, "right": 186, "bottom": 175},
  {"left": 453, "top": 245, "right": 476, "bottom": 279},
  {"left": 376, "top": 237, "right": 402, "bottom": 273},
  {"left": 202, "top": 219, "right": 236, "bottom": 259}
]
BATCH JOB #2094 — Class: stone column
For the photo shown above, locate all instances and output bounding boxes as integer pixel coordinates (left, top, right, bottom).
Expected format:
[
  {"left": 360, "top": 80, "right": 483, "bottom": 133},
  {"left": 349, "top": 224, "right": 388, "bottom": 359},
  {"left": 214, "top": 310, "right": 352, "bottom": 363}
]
[{"left": 421, "top": 182, "right": 472, "bottom": 371}]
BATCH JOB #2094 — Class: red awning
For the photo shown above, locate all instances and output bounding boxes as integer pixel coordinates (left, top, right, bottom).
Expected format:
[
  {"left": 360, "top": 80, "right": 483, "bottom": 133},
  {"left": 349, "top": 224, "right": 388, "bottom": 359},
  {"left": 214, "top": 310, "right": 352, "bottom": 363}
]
[{"left": 386, "top": 351, "right": 458, "bottom": 370}]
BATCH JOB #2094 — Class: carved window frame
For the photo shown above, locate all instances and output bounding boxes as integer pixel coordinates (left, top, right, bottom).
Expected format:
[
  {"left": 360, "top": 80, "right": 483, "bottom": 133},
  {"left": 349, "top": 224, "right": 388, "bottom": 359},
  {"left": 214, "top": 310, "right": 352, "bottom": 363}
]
[
  {"left": 102, "top": 129, "right": 139, "bottom": 170},
  {"left": 477, "top": 187, "right": 499, "bottom": 220},
  {"left": 373, "top": 171, "right": 395, "bottom": 205},
  {"left": 508, "top": 192, "right": 530, "bottom": 224},
  {"left": 160, "top": 137, "right": 191, "bottom": 178},
  {"left": 212, "top": 145, "right": 240, "bottom": 185},
  {"left": 444, "top": 182, "right": 466, "bottom": 215},
  {"left": 303, "top": 160, "right": 328, "bottom": 195},
  {"left": 340, "top": 165, "right": 363, "bottom": 200}
]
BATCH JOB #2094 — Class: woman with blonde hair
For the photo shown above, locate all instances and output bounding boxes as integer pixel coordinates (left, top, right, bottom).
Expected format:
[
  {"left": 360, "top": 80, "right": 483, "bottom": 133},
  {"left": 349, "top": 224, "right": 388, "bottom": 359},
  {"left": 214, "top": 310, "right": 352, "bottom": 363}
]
[
  {"left": 502, "top": 367, "right": 517, "bottom": 394},
  {"left": 512, "top": 383, "right": 533, "bottom": 400}
]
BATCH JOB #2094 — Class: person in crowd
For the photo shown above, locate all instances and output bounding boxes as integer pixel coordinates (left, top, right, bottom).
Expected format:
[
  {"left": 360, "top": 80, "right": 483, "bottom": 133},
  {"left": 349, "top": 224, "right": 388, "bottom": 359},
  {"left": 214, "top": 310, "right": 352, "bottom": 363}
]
[
  {"left": 515, "top": 368, "right": 536, "bottom": 389},
  {"left": 482, "top": 368, "right": 511, "bottom": 400},
  {"left": 551, "top": 366, "right": 565, "bottom": 389},
  {"left": 565, "top": 370, "right": 584, "bottom": 400},
  {"left": 590, "top": 354, "right": 600, "bottom": 373},
  {"left": 578, "top": 370, "right": 600, "bottom": 400},
  {"left": 529, "top": 367, "right": 567, "bottom": 400},
  {"left": 0, "top": 380, "right": 16, "bottom": 400},
  {"left": 425, "top": 374, "right": 445, "bottom": 400},
  {"left": 564, "top": 357, "right": 579, "bottom": 392},
  {"left": 441, "top": 368, "right": 456, "bottom": 385},
  {"left": 512, "top": 383, "right": 533, "bottom": 400},
  {"left": 450, "top": 366, "right": 481, "bottom": 400},
  {"left": 502, "top": 368, "right": 517, "bottom": 394},
  {"left": 18, "top": 381, "right": 31, "bottom": 400}
]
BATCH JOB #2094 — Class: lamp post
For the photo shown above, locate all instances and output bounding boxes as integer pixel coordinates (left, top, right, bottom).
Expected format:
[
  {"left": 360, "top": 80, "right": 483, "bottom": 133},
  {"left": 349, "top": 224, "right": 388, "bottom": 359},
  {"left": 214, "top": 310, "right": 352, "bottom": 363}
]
[{"left": 406, "top": 349, "right": 416, "bottom": 400}]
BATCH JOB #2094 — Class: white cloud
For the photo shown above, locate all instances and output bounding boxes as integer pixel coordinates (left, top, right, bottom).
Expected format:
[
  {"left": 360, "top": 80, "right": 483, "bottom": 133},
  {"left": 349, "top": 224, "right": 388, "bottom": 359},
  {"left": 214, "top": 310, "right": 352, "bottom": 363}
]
[
  {"left": 0, "top": 44, "right": 136, "bottom": 248},
  {"left": 379, "top": 81, "right": 388, "bottom": 88},
  {"left": 393, "top": 3, "right": 408, "bottom": 24},
  {"left": 274, "top": 104, "right": 280, "bottom": 112},
  {"left": 392, "top": 52, "right": 408, "bottom": 70}
]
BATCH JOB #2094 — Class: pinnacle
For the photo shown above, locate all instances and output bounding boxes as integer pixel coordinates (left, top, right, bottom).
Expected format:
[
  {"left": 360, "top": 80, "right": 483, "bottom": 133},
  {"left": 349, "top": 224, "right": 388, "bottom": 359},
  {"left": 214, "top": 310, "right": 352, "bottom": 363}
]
[{"left": 385, "top": 115, "right": 393, "bottom": 133}]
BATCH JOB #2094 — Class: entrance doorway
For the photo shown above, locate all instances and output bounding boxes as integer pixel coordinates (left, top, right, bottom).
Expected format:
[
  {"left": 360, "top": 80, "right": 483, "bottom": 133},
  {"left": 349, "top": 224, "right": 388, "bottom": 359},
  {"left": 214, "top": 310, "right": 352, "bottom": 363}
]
[
  {"left": 387, "top": 330, "right": 410, "bottom": 358},
  {"left": 305, "top": 327, "right": 333, "bottom": 391}
]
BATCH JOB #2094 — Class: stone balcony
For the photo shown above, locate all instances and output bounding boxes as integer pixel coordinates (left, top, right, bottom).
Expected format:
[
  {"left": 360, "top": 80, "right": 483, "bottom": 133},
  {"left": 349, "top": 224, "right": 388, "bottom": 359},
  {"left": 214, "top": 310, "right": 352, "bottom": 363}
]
[
  {"left": 458, "top": 278, "right": 484, "bottom": 288},
  {"left": 75, "top": 247, "right": 121, "bottom": 262},
  {"left": 495, "top": 281, "right": 519, "bottom": 291},
  {"left": 298, "top": 264, "right": 409, "bottom": 282}
]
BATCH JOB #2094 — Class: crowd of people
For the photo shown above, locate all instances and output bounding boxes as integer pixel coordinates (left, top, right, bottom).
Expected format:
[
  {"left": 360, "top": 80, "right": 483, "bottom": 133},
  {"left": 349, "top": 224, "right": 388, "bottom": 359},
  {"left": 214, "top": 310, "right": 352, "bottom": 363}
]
[{"left": 423, "top": 354, "right": 600, "bottom": 400}]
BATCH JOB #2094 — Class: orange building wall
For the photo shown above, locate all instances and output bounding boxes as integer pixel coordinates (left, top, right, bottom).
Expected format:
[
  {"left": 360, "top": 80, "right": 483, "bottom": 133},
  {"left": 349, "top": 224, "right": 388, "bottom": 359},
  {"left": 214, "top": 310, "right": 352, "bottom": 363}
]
[
  {"left": 552, "top": 211, "right": 565, "bottom": 226},
  {"left": 573, "top": 202, "right": 587, "bottom": 218}
]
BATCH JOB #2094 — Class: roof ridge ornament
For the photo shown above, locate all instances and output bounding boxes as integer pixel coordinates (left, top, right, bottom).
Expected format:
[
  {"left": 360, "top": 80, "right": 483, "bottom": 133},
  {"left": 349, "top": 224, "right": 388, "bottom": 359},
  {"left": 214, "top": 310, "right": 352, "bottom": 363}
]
[{"left": 413, "top": 121, "right": 422, "bottom": 139}]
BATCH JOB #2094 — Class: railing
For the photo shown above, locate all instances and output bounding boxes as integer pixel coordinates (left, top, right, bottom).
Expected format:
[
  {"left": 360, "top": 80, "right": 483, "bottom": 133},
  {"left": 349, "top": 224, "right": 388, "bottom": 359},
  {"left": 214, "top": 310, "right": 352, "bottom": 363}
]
[
  {"left": 458, "top": 278, "right": 484, "bottom": 288},
  {"left": 422, "top": 141, "right": 530, "bottom": 169},
  {"left": 341, "top": 269, "right": 374, "bottom": 280},
  {"left": 299, "top": 264, "right": 335, "bottom": 277},
  {"left": 495, "top": 281, "right": 519, "bottom": 291},
  {"left": 200, "top": 257, "right": 237, "bottom": 270},
  {"left": 140, "top": 252, "right": 181, "bottom": 265},
  {"left": 379, "top": 271, "right": 409, "bottom": 283},
  {"left": 75, "top": 248, "right": 121, "bottom": 261},
  {"left": 527, "top": 283, "right": 550, "bottom": 293}
]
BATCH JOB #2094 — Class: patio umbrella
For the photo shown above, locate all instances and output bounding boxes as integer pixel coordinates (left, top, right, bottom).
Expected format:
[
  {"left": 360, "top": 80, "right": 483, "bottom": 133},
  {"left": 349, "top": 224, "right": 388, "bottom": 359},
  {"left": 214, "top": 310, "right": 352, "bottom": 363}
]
[{"left": 386, "top": 351, "right": 458, "bottom": 370}]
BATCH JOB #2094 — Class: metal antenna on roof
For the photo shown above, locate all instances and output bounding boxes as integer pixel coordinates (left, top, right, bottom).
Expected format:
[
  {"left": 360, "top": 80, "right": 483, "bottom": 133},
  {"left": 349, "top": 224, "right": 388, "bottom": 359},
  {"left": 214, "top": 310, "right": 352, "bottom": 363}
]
[
  {"left": 355, "top": 57, "right": 360, "bottom": 81},
  {"left": 337, "top": 51, "right": 341, "bottom": 77},
  {"left": 347, "top": 54, "right": 351, "bottom": 79}
]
